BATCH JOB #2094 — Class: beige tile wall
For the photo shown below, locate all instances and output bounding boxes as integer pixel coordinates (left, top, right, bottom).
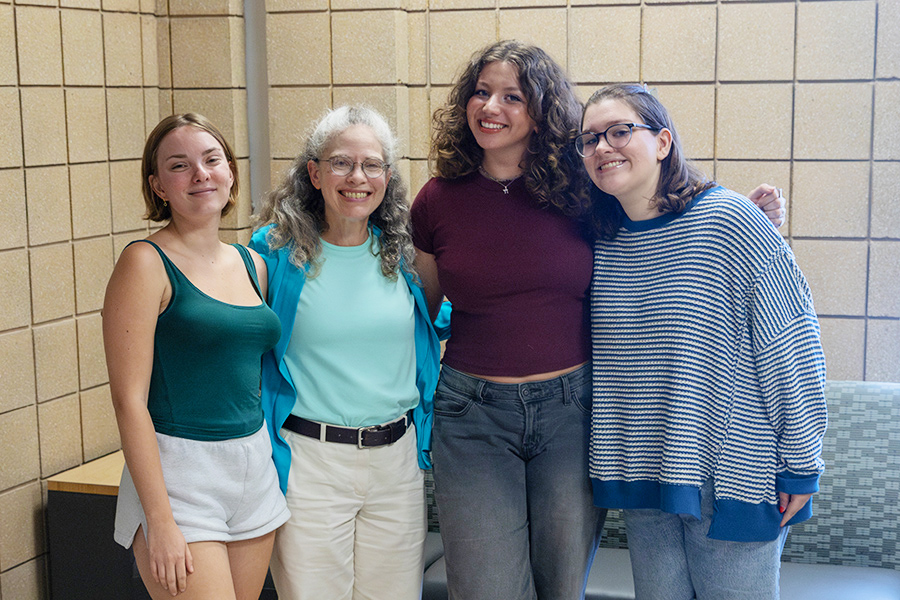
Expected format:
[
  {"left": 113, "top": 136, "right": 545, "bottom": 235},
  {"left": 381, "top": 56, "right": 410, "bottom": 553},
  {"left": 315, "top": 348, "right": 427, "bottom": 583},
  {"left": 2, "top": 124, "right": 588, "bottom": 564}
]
[
  {"left": 0, "top": 2, "right": 249, "bottom": 597},
  {"left": 0, "top": 0, "right": 897, "bottom": 597}
]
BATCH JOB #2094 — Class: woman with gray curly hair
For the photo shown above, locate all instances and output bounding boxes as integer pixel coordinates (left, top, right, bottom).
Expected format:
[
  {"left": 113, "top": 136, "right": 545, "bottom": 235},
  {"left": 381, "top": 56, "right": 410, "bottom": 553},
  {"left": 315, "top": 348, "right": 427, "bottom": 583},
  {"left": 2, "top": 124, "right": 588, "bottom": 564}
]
[{"left": 250, "top": 105, "right": 445, "bottom": 599}]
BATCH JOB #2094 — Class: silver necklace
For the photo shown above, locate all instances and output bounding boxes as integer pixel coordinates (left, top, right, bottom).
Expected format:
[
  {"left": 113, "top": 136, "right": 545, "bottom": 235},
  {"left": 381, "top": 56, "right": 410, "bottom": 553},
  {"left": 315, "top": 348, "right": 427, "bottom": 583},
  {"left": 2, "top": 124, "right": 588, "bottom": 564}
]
[{"left": 478, "top": 166, "right": 522, "bottom": 194}]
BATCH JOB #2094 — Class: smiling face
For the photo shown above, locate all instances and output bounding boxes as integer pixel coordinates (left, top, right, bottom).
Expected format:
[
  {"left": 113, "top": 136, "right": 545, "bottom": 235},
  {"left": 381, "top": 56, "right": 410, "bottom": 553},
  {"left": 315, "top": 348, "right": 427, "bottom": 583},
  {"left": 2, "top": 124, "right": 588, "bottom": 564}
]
[
  {"left": 581, "top": 98, "right": 672, "bottom": 219},
  {"left": 465, "top": 60, "right": 537, "bottom": 167},
  {"left": 149, "top": 126, "right": 235, "bottom": 221},
  {"left": 308, "top": 124, "right": 390, "bottom": 237}
]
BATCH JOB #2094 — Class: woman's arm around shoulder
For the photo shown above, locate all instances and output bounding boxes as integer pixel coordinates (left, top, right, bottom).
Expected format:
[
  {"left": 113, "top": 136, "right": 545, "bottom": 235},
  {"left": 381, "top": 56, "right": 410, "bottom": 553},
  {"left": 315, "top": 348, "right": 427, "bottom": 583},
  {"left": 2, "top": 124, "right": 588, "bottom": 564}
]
[
  {"left": 414, "top": 249, "right": 444, "bottom": 322},
  {"left": 102, "top": 241, "right": 194, "bottom": 596}
]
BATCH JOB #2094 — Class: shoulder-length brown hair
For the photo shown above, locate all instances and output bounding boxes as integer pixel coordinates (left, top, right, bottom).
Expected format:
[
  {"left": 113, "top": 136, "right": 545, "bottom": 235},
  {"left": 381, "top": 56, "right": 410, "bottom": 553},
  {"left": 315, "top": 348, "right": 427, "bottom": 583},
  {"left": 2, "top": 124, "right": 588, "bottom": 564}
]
[
  {"left": 141, "top": 113, "right": 239, "bottom": 222},
  {"left": 431, "top": 40, "right": 590, "bottom": 219}
]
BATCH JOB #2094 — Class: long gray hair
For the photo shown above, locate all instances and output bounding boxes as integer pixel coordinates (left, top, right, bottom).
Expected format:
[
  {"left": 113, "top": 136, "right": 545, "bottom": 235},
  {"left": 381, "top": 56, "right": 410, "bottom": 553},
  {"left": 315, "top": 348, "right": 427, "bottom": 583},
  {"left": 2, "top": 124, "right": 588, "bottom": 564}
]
[{"left": 255, "top": 105, "right": 416, "bottom": 280}]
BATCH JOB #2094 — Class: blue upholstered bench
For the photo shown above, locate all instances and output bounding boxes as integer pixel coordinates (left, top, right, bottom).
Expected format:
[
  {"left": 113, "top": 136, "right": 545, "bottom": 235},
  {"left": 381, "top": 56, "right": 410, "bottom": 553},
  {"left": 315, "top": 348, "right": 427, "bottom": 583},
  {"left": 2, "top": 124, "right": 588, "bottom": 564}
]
[{"left": 421, "top": 380, "right": 900, "bottom": 600}]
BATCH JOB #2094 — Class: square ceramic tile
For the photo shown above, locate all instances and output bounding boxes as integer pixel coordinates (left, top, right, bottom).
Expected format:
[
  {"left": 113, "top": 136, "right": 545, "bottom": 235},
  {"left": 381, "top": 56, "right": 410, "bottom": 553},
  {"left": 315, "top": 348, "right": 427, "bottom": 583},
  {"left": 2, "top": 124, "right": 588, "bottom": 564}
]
[
  {"left": 77, "top": 314, "right": 108, "bottom": 389},
  {"left": 874, "top": 82, "right": 900, "bottom": 160},
  {"left": 81, "top": 385, "right": 121, "bottom": 461},
  {"left": 0, "top": 5, "right": 16, "bottom": 86},
  {"left": 868, "top": 241, "right": 900, "bottom": 318},
  {"left": 642, "top": 5, "right": 716, "bottom": 82},
  {"left": 498, "top": 8, "right": 568, "bottom": 70},
  {"left": 25, "top": 165, "right": 72, "bottom": 246},
  {"left": 791, "top": 161, "right": 869, "bottom": 238},
  {"left": 70, "top": 162, "right": 113, "bottom": 239},
  {"left": 332, "top": 86, "right": 409, "bottom": 157},
  {"left": 0, "top": 482, "right": 44, "bottom": 571},
  {"left": 21, "top": 87, "right": 67, "bottom": 167},
  {"left": 141, "top": 14, "right": 159, "bottom": 86},
  {"left": 170, "top": 16, "right": 244, "bottom": 88},
  {"left": 792, "top": 239, "right": 868, "bottom": 316},
  {"left": 15, "top": 5, "right": 63, "bottom": 85},
  {"left": 796, "top": 1, "right": 875, "bottom": 80},
  {"left": 34, "top": 319, "right": 79, "bottom": 402},
  {"left": 0, "top": 329, "right": 36, "bottom": 413},
  {"left": 877, "top": 0, "right": 900, "bottom": 79},
  {"left": 655, "top": 84, "right": 715, "bottom": 160},
  {"left": 0, "top": 408, "right": 40, "bottom": 490},
  {"left": 61, "top": 0, "right": 102, "bottom": 7},
  {"left": 871, "top": 162, "right": 900, "bottom": 239},
  {"left": 0, "top": 88, "right": 23, "bottom": 169},
  {"left": 718, "top": 2, "right": 794, "bottom": 81},
  {"left": 39, "top": 394, "right": 83, "bottom": 477},
  {"left": 817, "top": 317, "right": 865, "bottom": 381},
  {"left": 0, "top": 556, "right": 47, "bottom": 600},
  {"left": 267, "top": 12, "right": 330, "bottom": 86},
  {"left": 332, "top": 10, "right": 408, "bottom": 85},
  {"left": 109, "top": 159, "right": 146, "bottom": 233},
  {"left": 66, "top": 88, "right": 109, "bottom": 164},
  {"left": 268, "top": 87, "right": 332, "bottom": 159},
  {"left": 107, "top": 88, "right": 146, "bottom": 161},
  {"left": 74, "top": 237, "right": 114, "bottom": 314},
  {"left": 429, "top": 10, "right": 496, "bottom": 85},
  {"left": 0, "top": 168, "right": 27, "bottom": 249},
  {"left": 714, "top": 161, "right": 791, "bottom": 235},
  {"left": 30, "top": 243, "right": 76, "bottom": 323},
  {"left": 104, "top": 12, "right": 144, "bottom": 86},
  {"left": 794, "top": 83, "right": 872, "bottom": 160},
  {"left": 716, "top": 83, "right": 793, "bottom": 160},
  {"left": 102, "top": 0, "right": 140, "bottom": 10},
  {"left": 0, "top": 249, "right": 31, "bottom": 330},
  {"left": 865, "top": 319, "right": 900, "bottom": 382},
  {"left": 172, "top": 88, "right": 248, "bottom": 157},
  {"left": 569, "top": 6, "right": 640, "bottom": 84}
]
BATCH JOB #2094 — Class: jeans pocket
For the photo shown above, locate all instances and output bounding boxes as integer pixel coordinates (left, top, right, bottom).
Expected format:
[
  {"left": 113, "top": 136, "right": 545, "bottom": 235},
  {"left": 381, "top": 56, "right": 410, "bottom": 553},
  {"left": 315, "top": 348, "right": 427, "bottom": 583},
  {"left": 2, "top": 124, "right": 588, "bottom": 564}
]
[
  {"left": 569, "top": 379, "right": 592, "bottom": 415},
  {"left": 433, "top": 382, "right": 474, "bottom": 418}
]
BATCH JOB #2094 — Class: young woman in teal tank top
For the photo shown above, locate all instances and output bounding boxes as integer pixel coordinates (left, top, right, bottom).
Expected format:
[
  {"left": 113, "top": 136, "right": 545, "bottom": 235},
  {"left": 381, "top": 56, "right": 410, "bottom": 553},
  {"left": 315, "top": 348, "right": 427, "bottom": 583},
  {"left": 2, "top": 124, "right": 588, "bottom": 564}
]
[{"left": 103, "top": 114, "right": 289, "bottom": 600}]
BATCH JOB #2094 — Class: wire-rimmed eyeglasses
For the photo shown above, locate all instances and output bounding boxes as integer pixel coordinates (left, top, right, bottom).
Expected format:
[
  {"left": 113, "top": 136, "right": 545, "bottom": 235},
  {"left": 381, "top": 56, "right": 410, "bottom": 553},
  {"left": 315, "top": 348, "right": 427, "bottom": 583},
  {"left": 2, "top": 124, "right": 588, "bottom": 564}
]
[
  {"left": 574, "top": 123, "right": 660, "bottom": 158},
  {"left": 316, "top": 156, "right": 389, "bottom": 178}
]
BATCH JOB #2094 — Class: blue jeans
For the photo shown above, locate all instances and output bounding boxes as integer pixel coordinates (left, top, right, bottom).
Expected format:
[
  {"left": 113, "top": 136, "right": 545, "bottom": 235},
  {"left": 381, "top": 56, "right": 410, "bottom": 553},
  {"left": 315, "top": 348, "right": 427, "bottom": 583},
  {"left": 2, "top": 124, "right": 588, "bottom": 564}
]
[
  {"left": 431, "top": 364, "right": 606, "bottom": 600},
  {"left": 624, "top": 479, "right": 790, "bottom": 600}
]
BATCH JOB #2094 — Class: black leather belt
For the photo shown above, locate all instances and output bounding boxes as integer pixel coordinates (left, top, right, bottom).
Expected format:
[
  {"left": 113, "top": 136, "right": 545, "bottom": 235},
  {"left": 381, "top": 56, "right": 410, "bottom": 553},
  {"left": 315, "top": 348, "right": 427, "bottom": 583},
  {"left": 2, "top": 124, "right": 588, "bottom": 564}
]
[{"left": 283, "top": 414, "right": 408, "bottom": 448}]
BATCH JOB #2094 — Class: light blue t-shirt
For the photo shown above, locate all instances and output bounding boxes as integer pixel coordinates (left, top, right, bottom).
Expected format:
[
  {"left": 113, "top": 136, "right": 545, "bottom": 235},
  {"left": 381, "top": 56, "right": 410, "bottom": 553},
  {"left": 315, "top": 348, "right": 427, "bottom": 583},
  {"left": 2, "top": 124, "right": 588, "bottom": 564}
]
[{"left": 284, "top": 235, "right": 419, "bottom": 427}]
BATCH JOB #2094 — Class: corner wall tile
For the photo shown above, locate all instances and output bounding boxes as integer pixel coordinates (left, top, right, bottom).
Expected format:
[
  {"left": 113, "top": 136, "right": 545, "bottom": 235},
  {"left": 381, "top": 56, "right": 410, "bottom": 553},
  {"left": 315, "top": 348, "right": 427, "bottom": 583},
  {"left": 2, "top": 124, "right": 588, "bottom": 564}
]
[
  {"left": 0, "top": 249, "right": 31, "bottom": 330},
  {"left": 794, "top": 83, "right": 872, "bottom": 160},
  {"left": 874, "top": 82, "right": 900, "bottom": 160},
  {"left": 818, "top": 317, "right": 865, "bottom": 381},
  {"left": 0, "top": 408, "right": 40, "bottom": 490},
  {"left": 70, "top": 162, "right": 113, "bottom": 239},
  {"left": 81, "top": 385, "right": 120, "bottom": 461},
  {"left": 25, "top": 165, "right": 72, "bottom": 246},
  {"left": 718, "top": 2, "right": 794, "bottom": 81},
  {"left": 74, "top": 237, "right": 114, "bottom": 314},
  {"left": 871, "top": 162, "right": 900, "bottom": 239},
  {"left": 408, "top": 11, "right": 427, "bottom": 85},
  {"left": 877, "top": 0, "right": 900, "bottom": 78},
  {"left": 34, "top": 319, "right": 79, "bottom": 402},
  {"left": 796, "top": 1, "right": 875, "bottom": 80},
  {"left": 21, "top": 87, "right": 68, "bottom": 167},
  {"left": 569, "top": 6, "right": 640, "bottom": 84},
  {"left": 429, "top": 10, "right": 496, "bottom": 85},
  {"left": 38, "top": 394, "right": 83, "bottom": 477},
  {"left": 868, "top": 241, "right": 900, "bottom": 318},
  {"left": 642, "top": 5, "right": 716, "bottom": 82},
  {"left": 66, "top": 88, "right": 109, "bottom": 164},
  {"left": 266, "top": 12, "right": 330, "bottom": 86},
  {"left": 0, "top": 88, "right": 23, "bottom": 169},
  {"left": 0, "top": 329, "right": 36, "bottom": 413},
  {"left": 16, "top": 5, "right": 63, "bottom": 86},
  {"left": 792, "top": 239, "right": 868, "bottom": 316},
  {"left": 499, "top": 8, "right": 568, "bottom": 70},
  {"left": 141, "top": 14, "right": 159, "bottom": 86},
  {"left": 30, "top": 243, "right": 76, "bottom": 323},
  {"left": 0, "top": 482, "right": 44, "bottom": 571},
  {"left": 791, "top": 162, "right": 869, "bottom": 238},
  {"left": 866, "top": 319, "right": 900, "bottom": 382},
  {"left": 408, "top": 87, "right": 430, "bottom": 160},
  {"left": 717, "top": 84, "right": 793, "bottom": 160},
  {"left": 332, "top": 10, "right": 408, "bottom": 85},
  {"left": 0, "top": 168, "right": 27, "bottom": 249},
  {"left": 104, "top": 12, "right": 144, "bottom": 87},
  {"left": 77, "top": 314, "right": 108, "bottom": 389},
  {"left": 156, "top": 15, "right": 171, "bottom": 88}
]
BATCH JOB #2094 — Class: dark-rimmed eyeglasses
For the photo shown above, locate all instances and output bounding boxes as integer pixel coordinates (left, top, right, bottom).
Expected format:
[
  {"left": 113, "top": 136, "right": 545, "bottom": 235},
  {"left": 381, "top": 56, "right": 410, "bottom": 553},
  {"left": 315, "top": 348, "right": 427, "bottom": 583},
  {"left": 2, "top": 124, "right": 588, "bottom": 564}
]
[
  {"left": 316, "top": 156, "right": 389, "bottom": 178},
  {"left": 574, "top": 123, "right": 660, "bottom": 158}
]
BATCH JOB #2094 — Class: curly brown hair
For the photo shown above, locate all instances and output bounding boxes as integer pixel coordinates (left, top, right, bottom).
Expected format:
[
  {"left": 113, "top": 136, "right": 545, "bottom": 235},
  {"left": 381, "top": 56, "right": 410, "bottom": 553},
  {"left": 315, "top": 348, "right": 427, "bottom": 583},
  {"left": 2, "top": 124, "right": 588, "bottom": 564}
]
[
  {"left": 141, "top": 113, "right": 238, "bottom": 222},
  {"left": 431, "top": 40, "right": 590, "bottom": 219},
  {"left": 582, "top": 84, "right": 714, "bottom": 238},
  {"left": 254, "top": 106, "right": 416, "bottom": 281}
]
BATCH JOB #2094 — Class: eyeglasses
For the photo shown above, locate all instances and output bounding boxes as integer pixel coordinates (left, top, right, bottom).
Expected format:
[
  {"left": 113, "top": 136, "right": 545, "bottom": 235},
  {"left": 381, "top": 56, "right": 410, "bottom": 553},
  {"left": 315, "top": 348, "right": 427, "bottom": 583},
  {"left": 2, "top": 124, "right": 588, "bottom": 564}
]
[
  {"left": 317, "top": 156, "right": 389, "bottom": 178},
  {"left": 574, "top": 123, "right": 660, "bottom": 158}
]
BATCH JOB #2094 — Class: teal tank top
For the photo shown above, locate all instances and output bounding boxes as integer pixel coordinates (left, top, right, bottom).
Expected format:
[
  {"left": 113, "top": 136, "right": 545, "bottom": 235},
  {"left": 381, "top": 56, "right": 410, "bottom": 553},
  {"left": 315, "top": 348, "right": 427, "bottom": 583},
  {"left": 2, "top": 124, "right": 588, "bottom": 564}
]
[{"left": 134, "top": 240, "right": 281, "bottom": 441}]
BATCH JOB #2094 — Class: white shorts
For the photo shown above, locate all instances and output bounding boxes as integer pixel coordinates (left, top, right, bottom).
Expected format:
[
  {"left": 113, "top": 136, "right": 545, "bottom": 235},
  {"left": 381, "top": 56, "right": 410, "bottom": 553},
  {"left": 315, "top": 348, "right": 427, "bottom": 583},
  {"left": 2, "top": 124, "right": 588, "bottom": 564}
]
[{"left": 114, "top": 425, "right": 290, "bottom": 548}]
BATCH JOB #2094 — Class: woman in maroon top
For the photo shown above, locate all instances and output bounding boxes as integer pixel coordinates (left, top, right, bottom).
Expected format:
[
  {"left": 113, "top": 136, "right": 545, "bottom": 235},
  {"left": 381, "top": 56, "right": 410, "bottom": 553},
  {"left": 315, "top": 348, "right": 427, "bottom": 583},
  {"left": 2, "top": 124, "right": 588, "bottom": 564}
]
[{"left": 410, "top": 40, "right": 786, "bottom": 600}]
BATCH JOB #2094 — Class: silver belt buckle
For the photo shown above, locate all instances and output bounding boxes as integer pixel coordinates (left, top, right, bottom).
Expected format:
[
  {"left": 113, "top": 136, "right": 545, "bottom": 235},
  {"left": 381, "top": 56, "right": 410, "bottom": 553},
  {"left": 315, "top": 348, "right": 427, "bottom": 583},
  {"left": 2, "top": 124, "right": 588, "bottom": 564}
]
[{"left": 358, "top": 425, "right": 379, "bottom": 448}]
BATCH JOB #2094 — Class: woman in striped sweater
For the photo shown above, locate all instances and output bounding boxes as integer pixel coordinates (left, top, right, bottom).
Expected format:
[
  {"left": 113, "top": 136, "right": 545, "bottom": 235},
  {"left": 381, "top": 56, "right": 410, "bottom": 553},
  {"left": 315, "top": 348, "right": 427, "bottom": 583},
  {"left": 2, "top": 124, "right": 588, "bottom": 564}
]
[{"left": 577, "top": 84, "right": 827, "bottom": 600}]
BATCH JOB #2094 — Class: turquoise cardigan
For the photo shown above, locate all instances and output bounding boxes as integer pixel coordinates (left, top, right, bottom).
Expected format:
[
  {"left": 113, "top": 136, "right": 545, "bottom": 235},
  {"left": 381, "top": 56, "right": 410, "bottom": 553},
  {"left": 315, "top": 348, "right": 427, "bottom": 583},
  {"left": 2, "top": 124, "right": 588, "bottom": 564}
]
[{"left": 250, "top": 224, "right": 450, "bottom": 493}]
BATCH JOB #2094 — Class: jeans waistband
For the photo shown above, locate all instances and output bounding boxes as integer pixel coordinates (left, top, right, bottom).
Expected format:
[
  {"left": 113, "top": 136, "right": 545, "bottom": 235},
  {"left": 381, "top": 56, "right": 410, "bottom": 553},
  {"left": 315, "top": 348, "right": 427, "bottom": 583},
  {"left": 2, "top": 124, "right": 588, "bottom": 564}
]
[{"left": 439, "top": 363, "right": 590, "bottom": 402}]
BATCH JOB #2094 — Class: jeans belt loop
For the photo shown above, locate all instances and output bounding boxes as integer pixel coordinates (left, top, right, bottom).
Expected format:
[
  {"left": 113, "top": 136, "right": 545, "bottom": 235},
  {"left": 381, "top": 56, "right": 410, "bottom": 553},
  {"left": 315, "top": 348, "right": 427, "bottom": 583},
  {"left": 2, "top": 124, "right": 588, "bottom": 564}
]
[{"left": 319, "top": 422, "right": 328, "bottom": 443}]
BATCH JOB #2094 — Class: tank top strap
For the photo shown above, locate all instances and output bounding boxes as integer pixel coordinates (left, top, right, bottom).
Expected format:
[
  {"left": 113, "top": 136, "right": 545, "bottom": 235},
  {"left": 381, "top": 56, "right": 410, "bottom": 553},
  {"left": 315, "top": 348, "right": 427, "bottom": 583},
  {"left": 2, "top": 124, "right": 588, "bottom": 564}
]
[
  {"left": 232, "top": 244, "right": 264, "bottom": 301},
  {"left": 125, "top": 239, "right": 186, "bottom": 287}
]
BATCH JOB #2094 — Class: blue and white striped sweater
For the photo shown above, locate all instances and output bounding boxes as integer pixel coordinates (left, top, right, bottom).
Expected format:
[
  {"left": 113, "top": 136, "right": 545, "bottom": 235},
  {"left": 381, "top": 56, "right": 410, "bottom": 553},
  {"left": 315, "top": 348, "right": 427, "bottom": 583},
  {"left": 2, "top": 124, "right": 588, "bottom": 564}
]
[{"left": 589, "top": 185, "right": 827, "bottom": 542}]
